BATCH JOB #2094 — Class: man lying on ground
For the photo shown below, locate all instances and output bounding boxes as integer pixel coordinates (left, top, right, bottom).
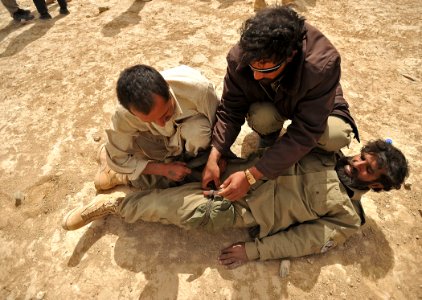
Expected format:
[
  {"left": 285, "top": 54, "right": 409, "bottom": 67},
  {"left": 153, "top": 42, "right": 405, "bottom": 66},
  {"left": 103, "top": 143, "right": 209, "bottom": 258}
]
[{"left": 62, "top": 139, "right": 408, "bottom": 269}]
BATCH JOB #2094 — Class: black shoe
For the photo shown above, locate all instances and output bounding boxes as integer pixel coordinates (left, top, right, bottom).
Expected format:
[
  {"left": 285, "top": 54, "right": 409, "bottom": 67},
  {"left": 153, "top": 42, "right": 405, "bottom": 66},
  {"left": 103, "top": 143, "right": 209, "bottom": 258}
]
[
  {"left": 59, "top": 8, "right": 69, "bottom": 15},
  {"left": 40, "top": 12, "right": 52, "bottom": 20},
  {"left": 12, "top": 9, "right": 35, "bottom": 22},
  {"left": 258, "top": 130, "right": 280, "bottom": 148}
]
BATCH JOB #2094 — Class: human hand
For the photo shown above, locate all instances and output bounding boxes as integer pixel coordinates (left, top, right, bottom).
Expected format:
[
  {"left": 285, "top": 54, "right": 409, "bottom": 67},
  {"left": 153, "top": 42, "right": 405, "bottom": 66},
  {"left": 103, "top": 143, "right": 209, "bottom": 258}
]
[
  {"left": 218, "top": 242, "right": 249, "bottom": 269},
  {"left": 217, "top": 171, "right": 250, "bottom": 201},
  {"left": 202, "top": 160, "right": 221, "bottom": 190},
  {"left": 164, "top": 161, "right": 191, "bottom": 181}
]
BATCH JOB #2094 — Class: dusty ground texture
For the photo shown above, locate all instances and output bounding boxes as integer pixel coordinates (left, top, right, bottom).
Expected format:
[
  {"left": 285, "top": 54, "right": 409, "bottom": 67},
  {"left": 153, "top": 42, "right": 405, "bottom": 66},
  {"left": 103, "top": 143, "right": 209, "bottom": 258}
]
[{"left": 1, "top": 0, "right": 421, "bottom": 299}]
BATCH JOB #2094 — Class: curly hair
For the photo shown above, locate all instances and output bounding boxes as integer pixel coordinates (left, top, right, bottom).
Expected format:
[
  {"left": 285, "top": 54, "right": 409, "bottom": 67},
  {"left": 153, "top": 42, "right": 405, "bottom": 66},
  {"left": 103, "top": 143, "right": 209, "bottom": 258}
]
[
  {"left": 362, "top": 139, "right": 409, "bottom": 192},
  {"left": 239, "top": 5, "right": 306, "bottom": 65},
  {"left": 116, "top": 64, "right": 170, "bottom": 114}
]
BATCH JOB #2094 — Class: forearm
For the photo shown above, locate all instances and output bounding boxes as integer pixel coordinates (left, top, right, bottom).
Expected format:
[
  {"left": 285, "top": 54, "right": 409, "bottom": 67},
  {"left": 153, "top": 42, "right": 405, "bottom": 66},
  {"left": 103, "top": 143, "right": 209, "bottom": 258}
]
[
  {"left": 207, "top": 146, "right": 222, "bottom": 164},
  {"left": 142, "top": 161, "right": 168, "bottom": 177},
  {"left": 244, "top": 219, "right": 359, "bottom": 261}
]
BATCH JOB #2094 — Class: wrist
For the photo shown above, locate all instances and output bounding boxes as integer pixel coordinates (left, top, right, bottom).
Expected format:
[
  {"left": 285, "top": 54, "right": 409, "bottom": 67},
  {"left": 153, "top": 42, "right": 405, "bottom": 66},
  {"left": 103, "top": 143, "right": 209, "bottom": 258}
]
[
  {"left": 244, "top": 168, "right": 257, "bottom": 185},
  {"left": 249, "top": 166, "right": 263, "bottom": 181},
  {"left": 209, "top": 146, "right": 222, "bottom": 163}
]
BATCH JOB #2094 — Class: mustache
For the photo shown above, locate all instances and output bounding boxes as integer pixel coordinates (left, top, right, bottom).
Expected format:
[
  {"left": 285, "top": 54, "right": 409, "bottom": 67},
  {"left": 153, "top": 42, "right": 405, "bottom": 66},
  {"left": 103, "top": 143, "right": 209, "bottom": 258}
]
[{"left": 335, "top": 156, "right": 370, "bottom": 190}]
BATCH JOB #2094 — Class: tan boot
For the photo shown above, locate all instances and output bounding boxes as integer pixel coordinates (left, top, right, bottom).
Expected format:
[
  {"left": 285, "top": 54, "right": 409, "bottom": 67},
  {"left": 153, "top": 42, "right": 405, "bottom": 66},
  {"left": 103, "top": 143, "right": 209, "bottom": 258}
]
[
  {"left": 94, "top": 145, "right": 129, "bottom": 191},
  {"left": 62, "top": 192, "right": 126, "bottom": 231},
  {"left": 254, "top": 0, "right": 267, "bottom": 11}
]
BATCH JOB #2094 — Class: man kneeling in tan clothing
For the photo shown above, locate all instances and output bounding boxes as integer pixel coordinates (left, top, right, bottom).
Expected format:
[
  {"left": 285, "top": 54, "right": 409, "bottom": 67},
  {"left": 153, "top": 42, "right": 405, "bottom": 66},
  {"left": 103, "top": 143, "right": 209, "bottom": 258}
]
[
  {"left": 63, "top": 140, "right": 408, "bottom": 269},
  {"left": 95, "top": 64, "right": 219, "bottom": 191}
]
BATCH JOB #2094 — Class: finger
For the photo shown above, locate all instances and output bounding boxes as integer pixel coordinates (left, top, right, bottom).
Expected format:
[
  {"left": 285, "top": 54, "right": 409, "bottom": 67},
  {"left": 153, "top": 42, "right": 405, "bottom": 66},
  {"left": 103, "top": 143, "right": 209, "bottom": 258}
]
[
  {"left": 218, "top": 187, "right": 235, "bottom": 200},
  {"left": 221, "top": 177, "right": 231, "bottom": 188},
  {"left": 201, "top": 178, "right": 211, "bottom": 189},
  {"left": 203, "top": 190, "right": 213, "bottom": 196},
  {"left": 225, "top": 260, "right": 244, "bottom": 269},
  {"left": 218, "top": 252, "right": 234, "bottom": 260},
  {"left": 218, "top": 257, "right": 236, "bottom": 266},
  {"left": 213, "top": 178, "right": 221, "bottom": 189}
]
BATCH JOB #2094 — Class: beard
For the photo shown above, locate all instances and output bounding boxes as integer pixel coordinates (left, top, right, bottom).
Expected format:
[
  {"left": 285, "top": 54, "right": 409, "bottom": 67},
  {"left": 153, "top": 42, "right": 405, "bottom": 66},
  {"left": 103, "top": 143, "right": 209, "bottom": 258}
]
[
  {"left": 258, "top": 78, "right": 274, "bottom": 85},
  {"left": 335, "top": 156, "right": 370, "bottom": 191}
]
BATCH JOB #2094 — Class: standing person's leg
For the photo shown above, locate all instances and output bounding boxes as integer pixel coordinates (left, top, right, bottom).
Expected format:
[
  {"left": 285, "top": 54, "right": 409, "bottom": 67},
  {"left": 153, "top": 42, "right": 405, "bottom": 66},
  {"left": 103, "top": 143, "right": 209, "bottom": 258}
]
[
  {"left": 32, "top": 0, "right": 51, "bottom": 19},
  {"left": 316, "top": 116, "right": 354, "bottom": 152},
  {"left": 1, "top": 0, "right": 19, "bottom": 14},
  {"left": 1, "top": 0, "right": 34, "bottom": 21},
  {"left": 56, "top": 0, "right": 68, "bottom": 14}
]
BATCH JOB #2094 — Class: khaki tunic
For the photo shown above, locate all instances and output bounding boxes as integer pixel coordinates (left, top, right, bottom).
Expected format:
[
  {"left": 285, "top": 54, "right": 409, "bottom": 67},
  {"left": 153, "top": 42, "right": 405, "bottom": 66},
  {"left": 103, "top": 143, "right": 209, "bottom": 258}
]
[
  {"left": 105, "top": 65, "right": 220, "bottom": 182},
  {"left": 118, "top": 150, "right": 365, "bottom": 261}
]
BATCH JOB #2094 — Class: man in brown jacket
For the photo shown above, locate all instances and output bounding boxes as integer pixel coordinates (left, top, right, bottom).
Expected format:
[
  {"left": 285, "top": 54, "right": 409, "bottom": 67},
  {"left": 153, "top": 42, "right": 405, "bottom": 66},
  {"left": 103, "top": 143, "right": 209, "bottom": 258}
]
[
  {"left": 62, "top": 140, "right": 408, "bottom": 269},
  {"left": 202, "top": 6, "right": 360, "bottom": 201}
]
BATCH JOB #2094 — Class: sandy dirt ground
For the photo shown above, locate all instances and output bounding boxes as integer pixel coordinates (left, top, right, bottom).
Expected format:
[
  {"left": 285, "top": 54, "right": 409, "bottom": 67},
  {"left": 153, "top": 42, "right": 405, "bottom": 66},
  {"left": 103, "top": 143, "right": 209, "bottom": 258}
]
[{"left": 1, "top": 0, "right": 421, "bottom": 299}]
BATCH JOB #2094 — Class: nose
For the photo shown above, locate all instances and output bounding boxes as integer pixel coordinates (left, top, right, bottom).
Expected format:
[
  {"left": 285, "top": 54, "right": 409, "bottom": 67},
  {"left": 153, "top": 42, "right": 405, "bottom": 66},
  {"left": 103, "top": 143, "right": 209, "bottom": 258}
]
[
  {"left": 352, "top": 159, "right": 367, "bottom": 173},
  {"left": 253, "top": 71, "right": 265, "bottom": 81}
]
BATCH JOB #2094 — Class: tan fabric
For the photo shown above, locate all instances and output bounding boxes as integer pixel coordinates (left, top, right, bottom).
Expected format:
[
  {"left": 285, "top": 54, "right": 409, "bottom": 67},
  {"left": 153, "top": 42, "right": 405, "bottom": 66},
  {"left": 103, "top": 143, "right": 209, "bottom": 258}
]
[
  {"left": 104, "top": 65, "right": 219, "bottom": 182},
  {"left": 118, "top": 151, "right": 364, "bottom": 261},
  {"left": 247, "top": 101, "right": 353, "bottom": 152},
  {"left": 317, "top": 115, "right": 354, "bottom": 152}
]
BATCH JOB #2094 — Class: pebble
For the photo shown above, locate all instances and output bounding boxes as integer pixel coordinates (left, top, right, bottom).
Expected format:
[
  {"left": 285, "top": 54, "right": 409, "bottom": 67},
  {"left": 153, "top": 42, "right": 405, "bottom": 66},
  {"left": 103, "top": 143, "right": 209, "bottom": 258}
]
[
  {"left": 98, "top": 6, "right": 110, "bottom": 13},
  {"left": 14, "top": 191, "right": 25, "bottom": 207},
  {"left": 93, "top": 135, "right": 102, "bottom": 142},
  {"left": 36, "top": 291, "right": 46, "bottom": 299},
  {"left": 279, "top": 259, "right": 291, "bottom": 278}
]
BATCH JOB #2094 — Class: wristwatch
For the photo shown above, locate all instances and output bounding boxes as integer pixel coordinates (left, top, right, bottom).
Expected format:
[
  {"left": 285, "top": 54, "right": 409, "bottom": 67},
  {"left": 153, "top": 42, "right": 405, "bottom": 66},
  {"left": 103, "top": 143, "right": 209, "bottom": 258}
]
[{"left": 244, "top": 169, "right": 256, "bottom": 185}]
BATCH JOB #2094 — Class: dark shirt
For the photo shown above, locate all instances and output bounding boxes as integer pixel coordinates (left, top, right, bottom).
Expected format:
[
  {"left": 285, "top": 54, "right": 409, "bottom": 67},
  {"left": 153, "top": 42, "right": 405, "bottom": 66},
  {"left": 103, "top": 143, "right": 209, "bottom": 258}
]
[{"left": 212, "top": 23, "right": 359, "bottom": 179}]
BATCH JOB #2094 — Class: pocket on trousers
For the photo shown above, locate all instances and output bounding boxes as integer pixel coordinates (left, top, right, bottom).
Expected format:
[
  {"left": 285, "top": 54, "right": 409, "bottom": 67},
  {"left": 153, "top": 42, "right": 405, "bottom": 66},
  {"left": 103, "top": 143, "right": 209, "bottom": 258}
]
[{"left": 184, "top": 197, "right": 235, "bottom": 232}]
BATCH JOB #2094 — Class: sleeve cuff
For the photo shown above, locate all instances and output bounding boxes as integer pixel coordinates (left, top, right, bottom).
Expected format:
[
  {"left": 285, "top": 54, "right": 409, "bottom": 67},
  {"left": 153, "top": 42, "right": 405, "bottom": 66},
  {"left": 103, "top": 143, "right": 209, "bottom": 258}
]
[{"left": 244, "top": 241, "right": 260, "bottom": 260}]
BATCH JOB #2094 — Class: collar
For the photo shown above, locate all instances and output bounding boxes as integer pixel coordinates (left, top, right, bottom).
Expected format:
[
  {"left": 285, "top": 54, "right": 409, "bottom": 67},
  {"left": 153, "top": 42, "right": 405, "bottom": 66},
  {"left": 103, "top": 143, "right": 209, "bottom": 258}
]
[{"left": 169, "top": 87, "right": 183, "bottom": 119}]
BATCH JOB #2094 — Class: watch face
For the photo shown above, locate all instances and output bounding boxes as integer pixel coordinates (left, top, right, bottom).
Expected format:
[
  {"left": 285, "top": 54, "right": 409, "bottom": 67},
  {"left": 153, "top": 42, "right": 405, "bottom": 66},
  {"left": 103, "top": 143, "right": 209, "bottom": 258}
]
[{"left": 245, "top": 169, "right": 256, "bottom": 185}]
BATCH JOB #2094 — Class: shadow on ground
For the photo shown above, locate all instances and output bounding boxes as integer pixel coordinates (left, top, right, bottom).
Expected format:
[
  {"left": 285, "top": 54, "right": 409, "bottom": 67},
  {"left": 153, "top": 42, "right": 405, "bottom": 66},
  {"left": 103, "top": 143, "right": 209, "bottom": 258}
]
[{"left": 66, "top": 215, "right": 393, "bottom": 298}]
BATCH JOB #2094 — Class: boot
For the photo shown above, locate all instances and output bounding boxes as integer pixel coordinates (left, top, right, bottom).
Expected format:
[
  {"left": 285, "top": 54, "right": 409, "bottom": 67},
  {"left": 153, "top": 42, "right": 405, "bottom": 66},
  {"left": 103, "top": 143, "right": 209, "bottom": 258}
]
[
  {"left": 12, "top": 9, "right": 34, "bottom": 22},
  {"left": 254, "top": 0, "right": 267, "bottom": 11},
  {"left": 62, "top": 192, "right": 125, "bottom": 231},
  {"left": 94, "top": 145, "right": 129, "bottom": 191}
]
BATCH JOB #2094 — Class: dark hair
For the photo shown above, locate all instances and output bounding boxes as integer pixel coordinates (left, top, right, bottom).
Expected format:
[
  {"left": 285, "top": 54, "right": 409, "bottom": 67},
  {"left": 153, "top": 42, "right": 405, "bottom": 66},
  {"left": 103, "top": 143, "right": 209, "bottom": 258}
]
[
  {"left": 116, "top": 64, "right": 170, "bottom": 114},
  {"left": 362, "top": 139, "right": 409, "bottom": 192},
  {"left": 239, "top": 5, "right": 306, "bottom": 65}
]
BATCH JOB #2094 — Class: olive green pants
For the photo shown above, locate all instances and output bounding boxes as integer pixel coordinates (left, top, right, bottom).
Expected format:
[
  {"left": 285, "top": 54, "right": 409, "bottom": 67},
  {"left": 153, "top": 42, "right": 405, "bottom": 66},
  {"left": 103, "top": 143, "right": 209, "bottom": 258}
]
[
  {"left": 118, "top": 158, "right": 258, "bottom": 232},
  {"left": 246, "top": 102, "right": 354, "bottom": 152}
]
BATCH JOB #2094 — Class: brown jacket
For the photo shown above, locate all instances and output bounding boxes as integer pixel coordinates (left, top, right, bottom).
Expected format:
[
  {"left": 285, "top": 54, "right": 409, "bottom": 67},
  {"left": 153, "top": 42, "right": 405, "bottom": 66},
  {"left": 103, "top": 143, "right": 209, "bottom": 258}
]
[{"left": 212, "top": 23, "right": 359, "bottom": 179}]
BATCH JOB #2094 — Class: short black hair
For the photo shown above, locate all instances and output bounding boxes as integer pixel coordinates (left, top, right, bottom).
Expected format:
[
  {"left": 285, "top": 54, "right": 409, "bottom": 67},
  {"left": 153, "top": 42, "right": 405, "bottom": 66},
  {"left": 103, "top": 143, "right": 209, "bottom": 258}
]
[
  {"left": 362, "top": 139, "right": 409, "bottom": 192},
  {"left": 116, "top": 64, "right": 170, "bottom": 114},
  {"left": 239, "top": 5, "right": 306, "bottom": 65}
]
